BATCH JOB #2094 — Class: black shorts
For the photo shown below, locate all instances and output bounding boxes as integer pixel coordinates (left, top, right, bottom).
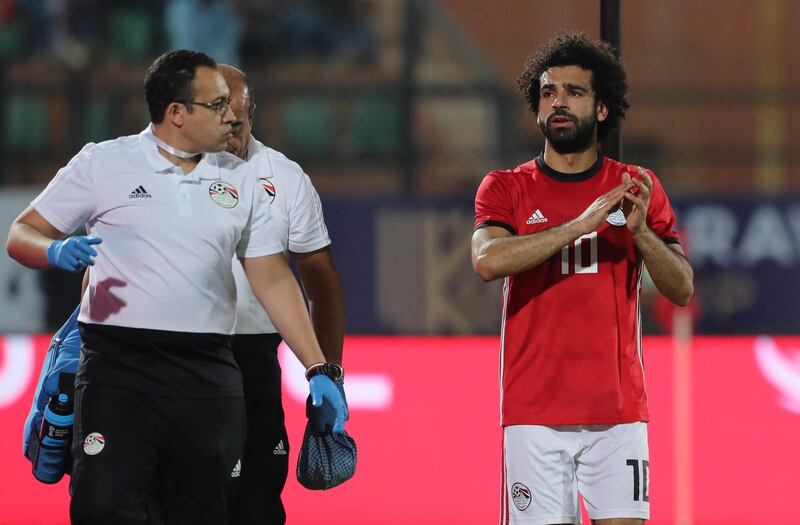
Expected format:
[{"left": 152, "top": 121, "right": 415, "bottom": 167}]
[
  {"left": 70, "top": 383, "right": 246, "bottom": 525},
  {"left": 231, "top": 333, "right": 288, "bottom": 525}
]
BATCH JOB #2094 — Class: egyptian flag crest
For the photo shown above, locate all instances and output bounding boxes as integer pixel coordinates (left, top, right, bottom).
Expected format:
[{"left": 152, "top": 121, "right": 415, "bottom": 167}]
[
  {"left": 209, "top": 181, "right": 239, "bottom": 208},
  {"left": 259, "top": 178, "right": 276, "bottom": 203}
]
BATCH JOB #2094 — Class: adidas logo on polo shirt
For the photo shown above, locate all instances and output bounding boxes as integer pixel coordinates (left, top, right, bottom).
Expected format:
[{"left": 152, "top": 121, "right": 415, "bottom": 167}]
[
  {"left": 273, "top": 440, "right": 288, "bottom": 455},
  {"left": 526, "top": 209, "right": 548, "bottom": 224},
  {"left": 231, "top": 459, "right": 241, "bottom": 478},
  {"left": 129, "top": 185, "right": 152, "bottom": 199}
]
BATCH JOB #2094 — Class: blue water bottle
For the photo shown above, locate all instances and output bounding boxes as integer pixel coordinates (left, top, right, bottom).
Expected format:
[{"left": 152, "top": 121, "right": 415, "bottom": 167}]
[{"left": 33, "top": 393, "right": 73, "bottom": 483}]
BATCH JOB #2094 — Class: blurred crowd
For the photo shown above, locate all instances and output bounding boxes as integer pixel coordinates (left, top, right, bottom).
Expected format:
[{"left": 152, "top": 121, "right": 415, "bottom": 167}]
[
  {"left": 0, "top": 0, "right": 399, "bottom": 191},
  {"left": 0, "top": 0, "right": 378, "bottom": 68}
]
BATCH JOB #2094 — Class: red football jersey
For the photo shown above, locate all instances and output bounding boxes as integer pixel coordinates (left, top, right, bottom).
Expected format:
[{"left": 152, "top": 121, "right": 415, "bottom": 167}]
[{"left": 474, "top": 155, "right": 680, "bottom": 426}]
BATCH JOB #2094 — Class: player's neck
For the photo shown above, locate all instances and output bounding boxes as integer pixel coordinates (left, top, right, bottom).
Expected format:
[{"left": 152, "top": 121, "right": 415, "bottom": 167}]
[{"left": 542, "top": 144, "right": 599, "bottom": 174}]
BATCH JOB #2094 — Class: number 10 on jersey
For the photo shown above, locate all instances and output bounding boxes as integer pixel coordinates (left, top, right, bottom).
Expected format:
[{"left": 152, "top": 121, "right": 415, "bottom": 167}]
[{"left": 561, "top": 232, "right": 598, "bottom": 274}]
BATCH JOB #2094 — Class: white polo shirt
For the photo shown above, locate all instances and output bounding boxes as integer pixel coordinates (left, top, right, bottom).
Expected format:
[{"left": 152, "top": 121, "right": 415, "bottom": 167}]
[
  {"left": 232, "top": 136, "right": 331, "bottom": 335},
  {"left": 32, "top": 128, "right": 283, "bottom": 334}
]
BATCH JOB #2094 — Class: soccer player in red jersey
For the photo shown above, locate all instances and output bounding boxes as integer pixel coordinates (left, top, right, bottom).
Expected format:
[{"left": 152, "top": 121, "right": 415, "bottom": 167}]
[{"left": 472, "top": 32, "right": 694, "bottom": 525}]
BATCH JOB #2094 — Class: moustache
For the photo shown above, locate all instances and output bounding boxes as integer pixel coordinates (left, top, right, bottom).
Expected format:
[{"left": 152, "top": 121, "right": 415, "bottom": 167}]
[{"left": 546, "top": 110, "right": 578, "bottom": 125}]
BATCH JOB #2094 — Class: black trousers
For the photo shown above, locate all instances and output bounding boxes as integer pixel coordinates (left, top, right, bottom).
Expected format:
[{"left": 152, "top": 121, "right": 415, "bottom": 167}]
[
  {"left": 230, "top": 334, "right": 289, "bottom": 525},
  {"left": 70, "top": 384, "right": 246, "bottom": 525}
]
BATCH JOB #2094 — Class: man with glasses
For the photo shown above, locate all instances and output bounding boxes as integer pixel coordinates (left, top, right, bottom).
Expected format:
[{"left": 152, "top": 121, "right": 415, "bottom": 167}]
[
  {"left": 217, "top": 64, "right": 346, "bottom": 525},
  {"left": 6, "top": 50, "right": 347, "bottom": 525}
]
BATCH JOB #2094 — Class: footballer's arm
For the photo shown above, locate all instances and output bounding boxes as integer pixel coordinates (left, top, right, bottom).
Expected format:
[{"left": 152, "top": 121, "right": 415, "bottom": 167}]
[
  {"left": 623, "top": 168, "right": 694, "bottom": 306},
  {"left": 472, "top": 181, "right": 631, "bottom": 281},
  {"left": 634, "top": 233, "right": 694, "bottom": 306},
  {"left": 472, "top": 224, "right": 581, "bottom": 282}
]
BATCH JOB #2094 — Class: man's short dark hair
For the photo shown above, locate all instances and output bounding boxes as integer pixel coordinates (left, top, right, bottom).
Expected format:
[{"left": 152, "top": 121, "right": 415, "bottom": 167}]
[
  {"left": 144, "top": 50, "right": 217, "bottom": 124},
  {"left": 517, "top": 31, "right": 629, "bottom": 142}
]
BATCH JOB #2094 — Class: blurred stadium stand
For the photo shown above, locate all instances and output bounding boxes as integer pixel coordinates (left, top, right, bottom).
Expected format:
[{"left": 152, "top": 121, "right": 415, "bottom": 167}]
[{"left": 1, "top": 0, "right": 799, "bottom": 334}]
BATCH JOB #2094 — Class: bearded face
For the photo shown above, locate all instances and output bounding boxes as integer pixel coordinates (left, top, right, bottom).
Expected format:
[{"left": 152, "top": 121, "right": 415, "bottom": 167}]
[
  {"left": 536, "top": 66, "right": 605, "bottom": 154},
  {"left": 537, "top": 107, "right": 598, "bottom": 154}
]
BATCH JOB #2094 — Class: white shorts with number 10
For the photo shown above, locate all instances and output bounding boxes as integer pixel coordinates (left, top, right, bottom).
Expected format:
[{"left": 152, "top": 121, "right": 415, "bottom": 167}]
[{"left": 502, "top": 422, "right": 650, "bottom": 524}]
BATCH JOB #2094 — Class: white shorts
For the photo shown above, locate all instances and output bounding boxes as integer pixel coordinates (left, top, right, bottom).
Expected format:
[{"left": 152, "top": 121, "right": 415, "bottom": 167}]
[{"left": 502, "top": 422, "right": 650, "bottom": 524}]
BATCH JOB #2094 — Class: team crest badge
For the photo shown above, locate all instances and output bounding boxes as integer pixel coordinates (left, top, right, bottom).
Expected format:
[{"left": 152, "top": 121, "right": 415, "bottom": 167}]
[
  {"left": 511, "top": 482, "right": 532, "bottom": 511},
  {"left": 607, "top": 207, "right": 627, "bottom": 226},
  {"left": 83, "top": 432, "right": 106, "bottom": 456},
  {"left": 209, "top": 181, "right": 239, "bottom": 208},
  {"left": 259, "top": 178, "right": 276, "bottom": 203}
]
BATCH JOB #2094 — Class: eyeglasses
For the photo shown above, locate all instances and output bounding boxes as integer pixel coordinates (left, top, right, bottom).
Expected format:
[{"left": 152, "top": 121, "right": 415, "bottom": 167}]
[{"left": 177, "top": 98, "right": 231, "bottom": 116}]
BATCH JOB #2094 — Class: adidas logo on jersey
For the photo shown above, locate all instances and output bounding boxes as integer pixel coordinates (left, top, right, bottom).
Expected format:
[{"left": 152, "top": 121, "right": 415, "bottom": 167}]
[
  {"left": 129, "top": 185, "right": 152, "bottom": 199},
  {"left": 273, "top": 440, "right": 288, "bottom": 456},
  {"left": 526, "top": 209, "right": 548, "bottom": 224},
  {"left": 231, "top": 459, "right": 241, "bottom": 478}
]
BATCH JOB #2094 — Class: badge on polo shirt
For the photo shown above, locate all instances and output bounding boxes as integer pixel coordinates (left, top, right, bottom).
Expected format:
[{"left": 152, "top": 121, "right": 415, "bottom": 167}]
[
  {"left": 259, "top": 178, "right": 276, "bottom": 203},
  {"left": 209, "top": 181, "right": 239, "bottom": 208}
]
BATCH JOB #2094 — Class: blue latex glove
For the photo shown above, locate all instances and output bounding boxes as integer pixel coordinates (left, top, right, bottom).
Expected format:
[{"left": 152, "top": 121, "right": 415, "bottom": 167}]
[
  {"left": 335, "top": 379, "right": 348, "bottom": 419},
  {"left": 309, "top": 375, "right": 348, "bottom": 434},
  {"left": 47, "top": 236, "right": 102, "bottom": 272}
]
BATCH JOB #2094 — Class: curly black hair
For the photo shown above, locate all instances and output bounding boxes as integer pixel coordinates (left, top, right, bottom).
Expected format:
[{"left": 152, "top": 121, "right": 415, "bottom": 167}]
[{"left": 517, "top": 31, "right": 629, "bottom": 142}]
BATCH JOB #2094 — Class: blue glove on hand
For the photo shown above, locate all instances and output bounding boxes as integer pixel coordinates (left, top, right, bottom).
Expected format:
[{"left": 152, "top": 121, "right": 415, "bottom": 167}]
[
  {"left": 47, "top": 236, "right": 102, "bottom": 272},
  {"left": 308, "top": 375, "right": 348, "bottom": 434},
  {"left": 335, "top": 379, "right": 348, "bottom": 418}
]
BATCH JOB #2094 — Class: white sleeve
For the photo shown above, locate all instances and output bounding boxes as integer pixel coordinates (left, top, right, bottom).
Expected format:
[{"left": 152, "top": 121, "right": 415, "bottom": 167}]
[
  {"left": 237, "top": 175, "right": 284, "bottom": 259},
  {"left": 287, "top": 173, "right": 331, "bottom": 253},
  {"left": 31, "top": 143, "right": 98, "bottom": 234}
]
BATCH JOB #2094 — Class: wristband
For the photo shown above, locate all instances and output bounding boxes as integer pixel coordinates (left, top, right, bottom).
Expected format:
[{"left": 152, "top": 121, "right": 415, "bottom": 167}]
[{"left": 305, "top": 362, "right": 344, "bottom": 382}]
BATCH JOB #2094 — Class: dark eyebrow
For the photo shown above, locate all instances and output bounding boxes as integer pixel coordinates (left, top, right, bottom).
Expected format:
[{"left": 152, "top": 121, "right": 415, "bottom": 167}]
[
  {"left": 540, "top": 82, "right": 590, "bottom": 93},
  {"left": 564, "top": 83, "right": 589, "bottom": 93}
]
